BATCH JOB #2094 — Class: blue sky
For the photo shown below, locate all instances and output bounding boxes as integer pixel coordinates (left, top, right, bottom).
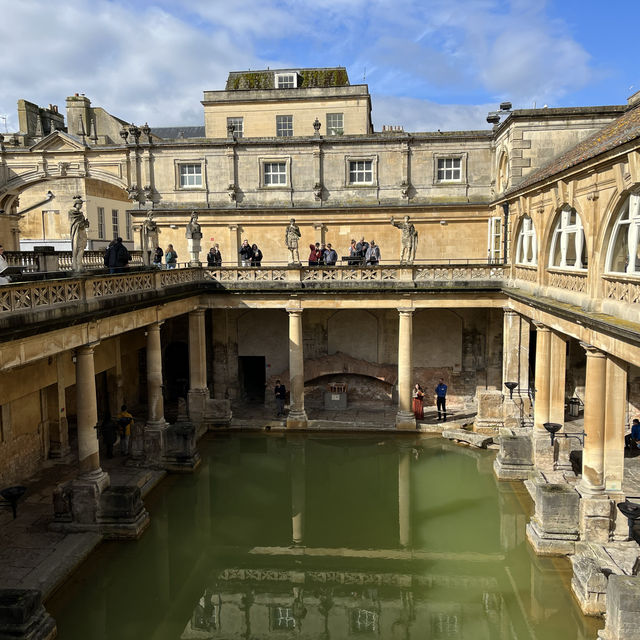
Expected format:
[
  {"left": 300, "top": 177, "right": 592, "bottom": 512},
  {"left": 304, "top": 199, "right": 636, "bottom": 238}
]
[{"left": 1, "top": 0, "right": 638, "bottom": 133}]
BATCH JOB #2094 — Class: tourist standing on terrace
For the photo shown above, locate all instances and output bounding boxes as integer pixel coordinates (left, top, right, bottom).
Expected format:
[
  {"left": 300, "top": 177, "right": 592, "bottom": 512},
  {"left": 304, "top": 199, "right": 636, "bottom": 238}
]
[
  {"left": 365, "top": 240, "right": 381, "bottom": 265},
  {"left": 207, "top": 244, "right": 222, "bottom": 267},
  {"left": 251, "top": 243, "right": 263, "bottom": 266},
  {"left": 153, "top": 246, "right": 163, "bottom": 267},
  {"left": 412, "top": 383, "right": 424, "bottom": 420},
  {"left": 435, "top": 378, "right": 448, "bottom": 422},
  {"left": 239, "top": 239, "right": 253, "bottom": 266},
  {"left": 308, "top": 242, "right": 323, "bottom": 266},
  {"left": 165, "top": 244, "right": 178, "bottom": 269},
  {"left": 347, "top": 239, "right": 359, "bottom": 265},
  {"left": 324, "top": 243, "right": 338, "bottom": 265}
]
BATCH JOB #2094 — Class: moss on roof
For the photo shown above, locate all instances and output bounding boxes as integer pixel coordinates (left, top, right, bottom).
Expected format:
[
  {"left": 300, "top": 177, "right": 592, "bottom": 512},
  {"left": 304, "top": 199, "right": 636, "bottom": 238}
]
[{"left": 225, "top": 68, "right": 350, "bottom": 91}]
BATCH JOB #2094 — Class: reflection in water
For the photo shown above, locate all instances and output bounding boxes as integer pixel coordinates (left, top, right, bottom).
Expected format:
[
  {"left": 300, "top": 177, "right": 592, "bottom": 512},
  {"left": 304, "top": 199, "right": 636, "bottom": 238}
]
[{"left": 47, "top": 434, "right": 602, "bottom": 640}]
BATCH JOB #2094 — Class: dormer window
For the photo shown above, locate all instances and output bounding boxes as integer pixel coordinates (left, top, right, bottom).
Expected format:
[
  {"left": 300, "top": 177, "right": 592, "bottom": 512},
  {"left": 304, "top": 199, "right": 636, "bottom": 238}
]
[{"left": 275, "top": 73, "right": 297, "bottom": 89}]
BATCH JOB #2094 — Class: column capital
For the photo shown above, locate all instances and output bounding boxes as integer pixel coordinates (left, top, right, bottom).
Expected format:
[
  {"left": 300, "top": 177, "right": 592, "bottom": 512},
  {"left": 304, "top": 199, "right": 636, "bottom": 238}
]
[
  {"left": 147, "top": 321, "right": 164, "bottom": 332},
  {"left": 532, "top": 320, "right": 549, "bottom": 331},
  {"left": 286, "top": 307, "right": 303, "bottom": 316},
  {"left": 75, "top": 341, "right": 100, "bottom": 356},
  {"left": 502, "top": 307, "right": 519, "bottom": 316},
  {"left": 189, "top": 307, "right": 206, "bottom": 317},
  {"left": 397, "top": 307, "right": 414, "bottom": 316},
  {"left": 580, "top": 342, "right": 606, "bottom": 357},
  {"left": 227, "top": 224, "right": 239, "bottom": 231}
]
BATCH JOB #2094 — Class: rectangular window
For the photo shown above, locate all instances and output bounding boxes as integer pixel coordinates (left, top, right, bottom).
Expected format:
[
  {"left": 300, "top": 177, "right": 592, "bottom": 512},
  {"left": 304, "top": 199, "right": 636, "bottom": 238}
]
[
  {"left": 179, "top": 163, "right": 203, "bottom": 188},
  {"left": 126, "top": 212, "right": 132, "bottom": 240},
  {"left": 327, "top": 113, "right": 344, "bottom": 135},
  {"left": 264, "top": 162, "right": 287, "bottom": 186},
  {"left": 349, "top": 159, "right": 373, "bottom": 184},
  {"left": 227, "top": 117, "right": 243, "bottom": 138},
  {"left": 97, "top": 207, "right": 105, "bottom": 239},
  {"left": 271, "top": 607, "right": 295, "bottom": 630},
  {"left": 111, "top": 209, "right": 119, "bottom": 238},
  {"left": 488, "top": 216, "right": 502, "bottom": 263},
  {"left": 437, "top": 158, "right": 462, "bottom": 181},
  {"left": 276, "top": 115, "right": 293, "bottom": 137},
  {"left": 275, "top": 73, "right": 297, "bottom": 89}
]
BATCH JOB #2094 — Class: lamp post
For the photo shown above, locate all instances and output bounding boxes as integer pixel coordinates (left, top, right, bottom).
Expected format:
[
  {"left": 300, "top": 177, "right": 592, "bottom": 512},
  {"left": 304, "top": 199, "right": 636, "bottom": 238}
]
[
  {"left": 504, "top": 381, "right": 518, "bottom": 400},
  {"left": 616, "top": 501, "right": 640, "bottom": 542},
  {"left": 542, "top": 422, "right": 585, "bottom": 447}
]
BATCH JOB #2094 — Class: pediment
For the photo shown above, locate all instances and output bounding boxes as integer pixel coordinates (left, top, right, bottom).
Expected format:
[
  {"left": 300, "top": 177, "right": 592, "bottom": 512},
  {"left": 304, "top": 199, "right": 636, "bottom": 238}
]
[{"left": 30, "top": 131, "right": 86, "bottom": 152}]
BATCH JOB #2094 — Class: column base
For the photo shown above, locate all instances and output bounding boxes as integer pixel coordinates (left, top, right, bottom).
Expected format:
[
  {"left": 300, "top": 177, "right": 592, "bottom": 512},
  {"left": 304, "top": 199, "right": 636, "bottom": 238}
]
[
  {"left": 0, "top": 589, "right": 56, "bottom": 640},
  {"left": 286, "top": 410, "right": 308, "bottom": 429},
  {"left": 395, "top": 410, "right": 416, "bottom": 431},
  {"left": 533, "top": 430, "right": 556, "bottom": 472},
  {"left": 493, "top": 428, "right": 533, "bottom": 480},
  {"left": 144, "top": 420, "right": 201, "bottom": 472},
  {"left": 578, "top": 494, "right": 613, "bottom": 543}
]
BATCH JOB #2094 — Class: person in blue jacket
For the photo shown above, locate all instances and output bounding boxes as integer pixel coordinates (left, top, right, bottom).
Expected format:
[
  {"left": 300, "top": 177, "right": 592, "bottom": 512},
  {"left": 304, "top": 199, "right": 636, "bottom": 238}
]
[
  {"left": 435, "top": 378, "right": 448, "bottom": 422},
  {"left": 625, "top": 418, "right": 640, "bottom": 450}
]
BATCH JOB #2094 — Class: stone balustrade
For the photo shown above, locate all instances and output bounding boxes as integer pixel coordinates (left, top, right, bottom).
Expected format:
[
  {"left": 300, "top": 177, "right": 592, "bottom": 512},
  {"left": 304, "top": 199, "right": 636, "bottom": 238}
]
[{"left": 4, "top": 249, "right": 144, "bottom": 273}]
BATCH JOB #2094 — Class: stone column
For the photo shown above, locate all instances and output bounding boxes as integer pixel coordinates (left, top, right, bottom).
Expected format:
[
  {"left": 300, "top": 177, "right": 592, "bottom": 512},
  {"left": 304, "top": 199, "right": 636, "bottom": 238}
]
[
  {"left": 548, "top": 331, "right": 567, "bottom": 425},
  {"left": 396, "top": 309, "right": 416, "bottom": 430},
  {"left": 144, "top": 322, "right": 169, "bottom": 464},
  {"left": 290, "top": 438, "right": 306, "bottom": 545},
  {"left": 532, "top": 323, "right": 553, "bottom": 470},
  {"left": 398, "top": 443, "right": 411, "bottom": 548},
  {"left": 502, "top": 309, "right": 531, "bottom": 427},
  {"left": 228, "top": 224, "right": 241, "bottom": 266},
  {"left": 287, "top": 309, "right": 308, "bottom": 429},
  {"left": 75, "top": 344, "right": 105, "bottom": 478},
  {"left": 604, "top": 356, "right": 627, "bottom": 493},
  {"left": 49, "top": 354, "right": 70, "bottom": 458},
  {"left": 579, "top": 344, "right": 607, "bottom": 495},
  {"left": 188, "top": 309, "right": 208, "bottom": 425}
]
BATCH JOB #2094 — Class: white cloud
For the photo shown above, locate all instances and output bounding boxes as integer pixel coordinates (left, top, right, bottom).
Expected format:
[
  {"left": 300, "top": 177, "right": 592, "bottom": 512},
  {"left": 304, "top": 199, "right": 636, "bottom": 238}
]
[{"left": 0, "top": 0, "right": 597, "bottom": 135}]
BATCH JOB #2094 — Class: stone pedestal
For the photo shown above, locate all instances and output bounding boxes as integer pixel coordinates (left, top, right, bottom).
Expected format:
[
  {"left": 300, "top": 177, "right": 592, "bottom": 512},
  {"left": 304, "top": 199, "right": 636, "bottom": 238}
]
[
  {"left": 525, "top": 475, "right": 579, "bottom": 555},
  {"left": 187, "top": 238, "right": 201, "bottom": 266},
  {"left": 598, "top": 576, "right": 640, "bottom": 639},
  {"left": 571, "top": 553, "right": 608, "bottom": 616},
  {"left": 0, "top": 590, "right": 56, "bottom": 640},
  {"left": 579, "top": 494, "right": 614, "bottom": 543},
  {"left": 164, "top": 419, "right": 201, "bottom": 472},
  {"left": 532, "top": 431, "right": 555, "bottom": 474},
  {"left": 493, "top": 428, "right": 533, "bottom": 480},
  {"left": 475, "top": 390, "right": 504, "bottom": 431}
]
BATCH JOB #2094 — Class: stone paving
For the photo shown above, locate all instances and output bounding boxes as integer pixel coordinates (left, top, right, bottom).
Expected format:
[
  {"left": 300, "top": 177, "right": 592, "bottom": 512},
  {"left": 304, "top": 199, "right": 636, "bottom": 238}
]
[{"left": 0, "top": 451, "right": 164, "bottom": 600}]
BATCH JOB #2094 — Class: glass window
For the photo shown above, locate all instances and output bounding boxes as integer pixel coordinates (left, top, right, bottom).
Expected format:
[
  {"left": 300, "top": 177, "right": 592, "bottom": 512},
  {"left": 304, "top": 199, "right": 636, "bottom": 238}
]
[
  {"left": 437, "top": 158, "right": 462, "bottom": 181},
  {"left": 349, "top": 159, "right": 373, "bottom": 184},
  {"left": 606, "top": 194, "right": 640, "bottom": 274},
  {"left": 227, "top": 117, "right": 243, "bottom": 138},
  {"left": 488, "top": 216, "right": 502, "bottom": 263},
  {"left": 271, "top": 606, "right": 295, "bottom": 630},
  {"left": 264, "top": 162, "right": 287, "bottom": 186},
  {"left": 179, "top": 164, "right": 202, "bottom": 188},
  {"left": 97, "top": 207, "right": 105, "bottom": 239},
  {"left": 548, "top": 207, "right": 587, "bottom": 270},
  {"left": 111, "top": 209, "right": 119, "bottom": 238},
  {"left": 275, "top": 73, "right": 297, "bottom": 89},
  {"left": 327, "top": 113, "right": 344, "bottom": 135},
  {"left": 515, "top": 216, "right": 537, "bottom": 265},
  {"left": 276, "top": 115, "right": 293, "bottom": 137}
]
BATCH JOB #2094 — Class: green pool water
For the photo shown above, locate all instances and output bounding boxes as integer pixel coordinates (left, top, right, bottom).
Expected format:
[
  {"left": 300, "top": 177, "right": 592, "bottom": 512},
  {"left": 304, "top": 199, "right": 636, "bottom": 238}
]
[{"left": 47, "top": 433, "right": 602, "bottom": 639}]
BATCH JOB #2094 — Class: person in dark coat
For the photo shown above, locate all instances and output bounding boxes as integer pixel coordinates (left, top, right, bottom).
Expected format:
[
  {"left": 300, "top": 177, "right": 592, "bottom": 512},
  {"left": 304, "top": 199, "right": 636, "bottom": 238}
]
[
  {"left": 100, "top": 414, "right": 117, "bottom": 459},
  {"left": 104, "top": 237, "right": 130, "bottom": 273},
  {"left": 207, "top": 244, "right": 222, "bottom": 267},
  {"left": 153, "top": 246, "right": 163, "bottom": 267},
  {"left": 251, "top": 244, "right": 263, "bottom": 267}
]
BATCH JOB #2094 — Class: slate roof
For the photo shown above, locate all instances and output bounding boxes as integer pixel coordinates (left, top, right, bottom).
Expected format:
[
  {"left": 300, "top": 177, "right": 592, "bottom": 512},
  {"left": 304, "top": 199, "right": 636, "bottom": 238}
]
[
  {"left": 152, "top": 126, "right": 205, "bottom": 140},
  {"left": 505, "top": 103, "right": 640, "bottom": 196}
]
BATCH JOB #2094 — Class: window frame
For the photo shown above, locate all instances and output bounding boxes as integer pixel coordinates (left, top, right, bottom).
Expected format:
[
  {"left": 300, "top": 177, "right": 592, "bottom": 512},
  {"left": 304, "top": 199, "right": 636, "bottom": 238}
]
[
  {"left": 433, "top": 153, "right": 467, "bottom": 184},
  {"left": 259, "top": 156, "right": 291, "bottom": 189},
  {"left": 174, "top": 159, "right": 206, "bottom": 191},
  {"left": 275, "top": 72, "right": 297, "bottom": 89},
  {"left": 276, "top": 115, "right": 294, "bottom": 137},
  {"left": 227, "top": 116, "right": 244, "bottom": 139},
  {"left": 97, "top": 206, "right": 105, "bottom": 239},
  {"left": 111, "top": 209, "right": 119, "bottom": 239},
  {"left": 326, "top": 112, "right": 344, "bottom": 136},
  {"left": 515, "top": 215, "right": 537, "bottom": 266},
  {"left": 548, "top": 206, "right": 587, "bottom": 271},
  {"left": 605, "top": 193, "right": 640, "bottom": 276},
  {"left": 345, "top": 156, "right": 377, "bottom": 187}
]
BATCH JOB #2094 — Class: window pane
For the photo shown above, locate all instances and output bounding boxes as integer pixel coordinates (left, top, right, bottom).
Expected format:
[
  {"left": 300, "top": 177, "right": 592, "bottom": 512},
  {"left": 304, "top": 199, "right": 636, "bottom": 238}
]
[
  {"left": 180, "top": 164, "right": 202, "bottom": 187},
  {"left": 276, "top": 115, "right": 293, "bottom": 136},
  {"left": 97, "top": 207, "right": 104, "bottom": 239},
  {"left": 327, "top": 112, "right": 344, "bottom": 135},
  {"left": 227, "top": 117, "right": 243, "bottom": 138},
  {"left": 264, "top": 162, "right": 287, "bottom": 185},
  {"left": 112, "top": 210, "right": 119, "bottom": 238},
  {"left": 349, "top": 160, "right": 373, "bottom": 183},
  {"left": 437, "top": 157, "right": 461, "bottom": 181}
]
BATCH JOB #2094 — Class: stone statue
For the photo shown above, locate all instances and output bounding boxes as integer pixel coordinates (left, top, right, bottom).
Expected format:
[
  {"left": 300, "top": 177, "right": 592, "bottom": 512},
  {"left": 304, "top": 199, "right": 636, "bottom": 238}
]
[
  {"left": 390, "top": 215, "right": 418, "bottom": 264},
  {"left": 69, "top": 196, "right": 89, "bottom": 272},
  {"left": 285, "top": 218, "right": 302, "bottom": 265},
  {"left": 186, "top": 210, "right": 202, "bottom": 266},
  {"left": 141, "top": 210, "right": 158, "bottom": 265}
]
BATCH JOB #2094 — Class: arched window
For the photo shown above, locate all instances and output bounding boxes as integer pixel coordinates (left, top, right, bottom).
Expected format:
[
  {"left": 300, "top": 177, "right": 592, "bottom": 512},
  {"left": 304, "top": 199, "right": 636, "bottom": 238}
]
[
  {"left": 497, "top": 151, "right": 509, "bottom": 193},
  {"left": 605, "top": 193, "right": 640, "bottom": 275},
  {"left": 549, "top": 207, "right": 587, "bottom": 270},
  {"left": 515, "top": 216, "right": 537, "bottom": 265}
]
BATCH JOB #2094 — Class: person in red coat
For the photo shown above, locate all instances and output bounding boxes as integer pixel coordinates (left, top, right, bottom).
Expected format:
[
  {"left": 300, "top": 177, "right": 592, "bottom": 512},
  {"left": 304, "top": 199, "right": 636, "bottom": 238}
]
[{"left": 308, "top": 242, "right": 322, "bottom": 266}]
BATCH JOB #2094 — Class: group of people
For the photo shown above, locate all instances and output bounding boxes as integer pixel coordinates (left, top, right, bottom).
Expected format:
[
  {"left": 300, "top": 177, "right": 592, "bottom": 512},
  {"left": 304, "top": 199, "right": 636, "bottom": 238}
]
[
  {"left": 239, "top": 239, "right": 263, "bottom": 267},
  {"left": 412, "top": 379, "right": 448, "bottom": 422},
  {"left": 152, "top": 244, "right": 178, "bottom": 268},
  {"left": 348, "top": 237, "right": 381, "bottom": 266},
  {"left": 308, "top": 242, "right": 338, "bottom": 266}
]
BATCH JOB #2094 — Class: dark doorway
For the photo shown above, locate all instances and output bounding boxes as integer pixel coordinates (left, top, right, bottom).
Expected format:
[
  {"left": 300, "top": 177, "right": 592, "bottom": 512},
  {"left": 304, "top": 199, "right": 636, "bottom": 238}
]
[
  {"left": 238, "top": 356, "right": 266, "bottom": 403},
  {"left": 164, "top": 341, "right": 189, "bottom": 401}
]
